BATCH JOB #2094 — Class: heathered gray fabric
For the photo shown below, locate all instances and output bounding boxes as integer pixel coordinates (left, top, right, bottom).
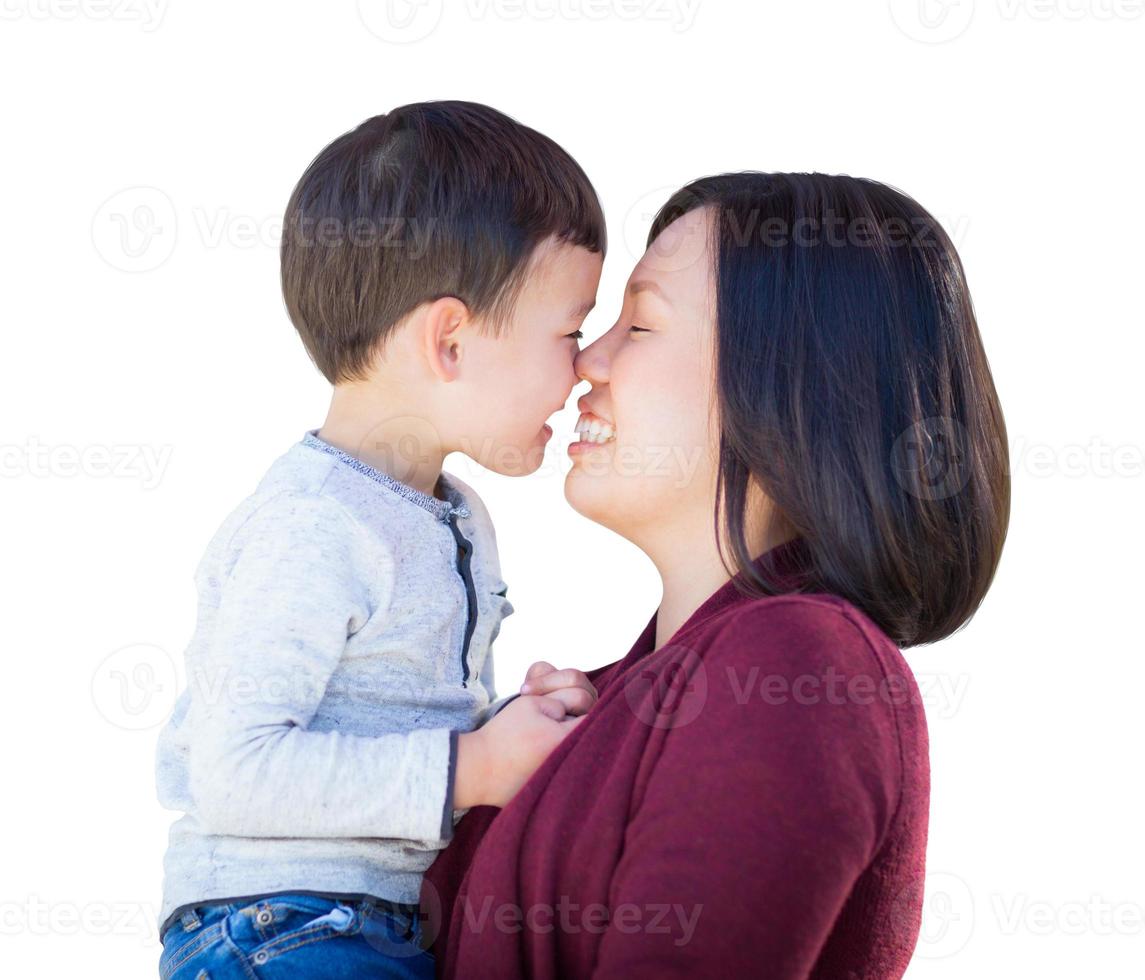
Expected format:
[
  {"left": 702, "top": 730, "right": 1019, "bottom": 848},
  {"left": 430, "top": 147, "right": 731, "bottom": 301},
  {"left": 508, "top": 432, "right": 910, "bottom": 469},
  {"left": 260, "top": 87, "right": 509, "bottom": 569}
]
[{"left": 154, "top": 429, "right": 516, "bottom": 940}]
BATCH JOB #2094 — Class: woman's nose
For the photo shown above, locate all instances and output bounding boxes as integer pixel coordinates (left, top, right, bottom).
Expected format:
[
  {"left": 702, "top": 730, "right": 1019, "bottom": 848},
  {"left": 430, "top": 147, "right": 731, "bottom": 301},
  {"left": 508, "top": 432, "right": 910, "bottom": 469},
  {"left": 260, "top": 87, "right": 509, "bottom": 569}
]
[{"left": 574, "top": 333, "right": 609, "bottom": 385}]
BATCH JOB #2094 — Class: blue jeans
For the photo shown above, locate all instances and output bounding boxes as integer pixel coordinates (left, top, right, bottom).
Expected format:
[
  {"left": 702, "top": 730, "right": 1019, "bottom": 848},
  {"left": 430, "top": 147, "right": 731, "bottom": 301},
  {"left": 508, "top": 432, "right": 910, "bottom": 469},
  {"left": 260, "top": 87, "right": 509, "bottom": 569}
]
[{"left": 158, "top": 893, "right": 436, "bottom": 979}]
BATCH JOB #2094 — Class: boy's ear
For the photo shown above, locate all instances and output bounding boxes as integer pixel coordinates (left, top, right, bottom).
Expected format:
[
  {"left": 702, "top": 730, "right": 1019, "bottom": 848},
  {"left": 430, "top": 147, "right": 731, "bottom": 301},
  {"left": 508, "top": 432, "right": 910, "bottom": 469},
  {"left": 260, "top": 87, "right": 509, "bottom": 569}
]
[{"left": 421, "top": 295, "right": 472, "bottom": 382}]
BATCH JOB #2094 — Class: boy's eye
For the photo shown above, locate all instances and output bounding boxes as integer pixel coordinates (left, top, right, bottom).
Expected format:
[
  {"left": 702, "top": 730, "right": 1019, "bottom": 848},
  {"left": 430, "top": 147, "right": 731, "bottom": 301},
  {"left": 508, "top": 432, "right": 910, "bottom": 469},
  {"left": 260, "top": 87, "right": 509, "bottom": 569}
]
[{"left": 629, "top": 325, "right": 649, "bottom": 333}]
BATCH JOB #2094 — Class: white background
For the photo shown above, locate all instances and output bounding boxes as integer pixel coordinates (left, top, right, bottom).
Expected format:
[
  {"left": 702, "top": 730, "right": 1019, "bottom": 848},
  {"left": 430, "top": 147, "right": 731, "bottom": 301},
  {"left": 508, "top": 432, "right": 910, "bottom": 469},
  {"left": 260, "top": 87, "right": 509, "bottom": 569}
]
[{"left": 2, "top": 1, "right": 1142, "bottom": 976}]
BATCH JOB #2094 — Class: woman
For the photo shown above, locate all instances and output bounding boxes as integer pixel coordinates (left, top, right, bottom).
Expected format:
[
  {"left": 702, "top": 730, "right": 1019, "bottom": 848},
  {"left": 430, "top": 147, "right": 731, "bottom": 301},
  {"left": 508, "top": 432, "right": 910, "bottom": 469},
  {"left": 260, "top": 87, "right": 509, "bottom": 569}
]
[{"left": 421, "top": 172, "right": 1010, "bottom": 978}]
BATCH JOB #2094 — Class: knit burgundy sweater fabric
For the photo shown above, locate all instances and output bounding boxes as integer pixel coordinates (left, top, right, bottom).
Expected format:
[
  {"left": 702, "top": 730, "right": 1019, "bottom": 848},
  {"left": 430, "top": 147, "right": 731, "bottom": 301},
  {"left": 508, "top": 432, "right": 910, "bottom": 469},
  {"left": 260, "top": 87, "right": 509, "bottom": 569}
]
[{"left": 421, "top": 538, "right": 930, "bottom": 978}]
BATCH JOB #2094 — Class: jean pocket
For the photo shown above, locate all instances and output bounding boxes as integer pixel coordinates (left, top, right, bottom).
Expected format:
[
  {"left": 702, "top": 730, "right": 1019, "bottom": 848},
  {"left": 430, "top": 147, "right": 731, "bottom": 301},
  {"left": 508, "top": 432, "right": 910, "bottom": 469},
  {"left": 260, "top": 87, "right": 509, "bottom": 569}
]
[
  {"left": 358, "top": 906, "right": 431, "bottom": 961},
  {"left": 159, "top": 913, "right": 226, "bottom": 980}
]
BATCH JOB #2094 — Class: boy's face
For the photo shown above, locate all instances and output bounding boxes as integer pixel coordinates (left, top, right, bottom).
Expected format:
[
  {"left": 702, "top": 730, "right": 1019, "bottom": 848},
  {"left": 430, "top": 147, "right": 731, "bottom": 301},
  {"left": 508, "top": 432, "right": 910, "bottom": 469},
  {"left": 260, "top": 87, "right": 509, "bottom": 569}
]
[{"left": 457, "top": 236, "right": 603, "bottom": 476}]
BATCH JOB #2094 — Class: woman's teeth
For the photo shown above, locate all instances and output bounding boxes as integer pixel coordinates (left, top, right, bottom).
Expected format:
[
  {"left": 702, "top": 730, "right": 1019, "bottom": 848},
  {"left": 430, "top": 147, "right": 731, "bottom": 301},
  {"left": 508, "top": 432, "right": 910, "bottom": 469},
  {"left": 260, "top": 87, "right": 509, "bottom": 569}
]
[{"left": 575, "top": 416, "right": 616, "bottom": 444}]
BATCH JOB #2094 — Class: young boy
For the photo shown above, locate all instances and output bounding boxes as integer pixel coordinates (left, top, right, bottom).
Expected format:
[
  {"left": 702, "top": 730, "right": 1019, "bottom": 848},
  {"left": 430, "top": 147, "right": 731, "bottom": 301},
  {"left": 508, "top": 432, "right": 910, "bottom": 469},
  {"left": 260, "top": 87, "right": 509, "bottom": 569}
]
[{"left": 154, "top": 101, "right": 605, "bottom": 978}]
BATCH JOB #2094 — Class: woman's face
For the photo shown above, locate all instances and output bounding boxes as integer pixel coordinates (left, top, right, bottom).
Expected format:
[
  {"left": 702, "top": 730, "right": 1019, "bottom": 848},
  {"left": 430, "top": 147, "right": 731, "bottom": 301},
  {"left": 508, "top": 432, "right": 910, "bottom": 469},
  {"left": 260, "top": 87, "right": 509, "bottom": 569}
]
[{"left": 565, "top": 206, "right": 721, "bottom": 544}]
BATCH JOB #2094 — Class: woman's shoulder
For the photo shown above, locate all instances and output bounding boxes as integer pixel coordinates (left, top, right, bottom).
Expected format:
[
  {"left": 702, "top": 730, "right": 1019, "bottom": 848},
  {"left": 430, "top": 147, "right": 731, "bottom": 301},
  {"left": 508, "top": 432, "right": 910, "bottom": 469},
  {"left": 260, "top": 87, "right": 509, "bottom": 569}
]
[
  {"left": 697, "top": 591, "right": 928, "bottom": 752},
  {"left": 646, "top": 591, "right": 926, "bottom": 850},
  {"left": 705, "top": 590, "right": 911, "bottom": 686}
]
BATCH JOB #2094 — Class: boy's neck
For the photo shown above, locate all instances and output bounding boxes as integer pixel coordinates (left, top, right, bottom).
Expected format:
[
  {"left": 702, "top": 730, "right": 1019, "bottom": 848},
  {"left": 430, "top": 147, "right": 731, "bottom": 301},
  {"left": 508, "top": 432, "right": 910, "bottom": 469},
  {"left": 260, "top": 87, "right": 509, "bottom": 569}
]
[{"left": 318, "top": 384, "right": 447, "bottom": 500}]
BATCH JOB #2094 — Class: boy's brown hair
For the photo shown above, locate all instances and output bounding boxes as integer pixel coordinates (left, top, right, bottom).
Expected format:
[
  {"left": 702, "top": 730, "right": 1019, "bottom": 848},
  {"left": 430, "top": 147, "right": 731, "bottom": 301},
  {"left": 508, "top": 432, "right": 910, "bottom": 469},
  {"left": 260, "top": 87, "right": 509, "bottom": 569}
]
[{"left": 281, "top": 101, "right": 606, "bottom": 384}]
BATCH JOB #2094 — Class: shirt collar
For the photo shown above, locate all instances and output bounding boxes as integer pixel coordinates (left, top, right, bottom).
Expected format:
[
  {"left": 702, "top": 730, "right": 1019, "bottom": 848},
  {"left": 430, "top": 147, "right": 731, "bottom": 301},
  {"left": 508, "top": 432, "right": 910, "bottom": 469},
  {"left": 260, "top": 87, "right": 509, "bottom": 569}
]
[
  {"left": 620, "top": 535, "right": 813, "bottom": 669},
  {"left": 301, "top": 429, "right": 471, "bottom": 522},
  {"left": 675, "top": 535, "right": 813, "bottom": 636}
]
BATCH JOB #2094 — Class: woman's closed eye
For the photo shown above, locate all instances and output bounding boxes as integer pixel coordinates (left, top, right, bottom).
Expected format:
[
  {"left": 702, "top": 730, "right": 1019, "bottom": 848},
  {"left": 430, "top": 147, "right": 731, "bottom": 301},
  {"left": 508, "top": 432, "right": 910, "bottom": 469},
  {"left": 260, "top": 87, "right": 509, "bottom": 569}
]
[
  {"left": 629, "top": 325, "right": 650, "bottom": 334},
  {"left": 567, "top": 329, "right": 584, "bottom": 340}
]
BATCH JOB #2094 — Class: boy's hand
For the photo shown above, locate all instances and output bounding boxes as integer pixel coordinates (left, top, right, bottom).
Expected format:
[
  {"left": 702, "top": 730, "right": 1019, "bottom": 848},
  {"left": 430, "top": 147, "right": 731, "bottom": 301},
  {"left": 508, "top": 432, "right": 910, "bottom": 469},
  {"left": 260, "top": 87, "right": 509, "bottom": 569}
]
[
  {"left": 455, "top": 694, "right": 583, "bottom": 809},
  {"left": 518, "top": 661, "right": 598, "bottom": 716}
]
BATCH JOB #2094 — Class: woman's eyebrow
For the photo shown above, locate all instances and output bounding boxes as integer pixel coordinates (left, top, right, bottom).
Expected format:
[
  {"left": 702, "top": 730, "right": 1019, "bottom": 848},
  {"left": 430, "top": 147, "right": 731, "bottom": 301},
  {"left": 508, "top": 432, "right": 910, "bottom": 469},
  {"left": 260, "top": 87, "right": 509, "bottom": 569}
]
[{"left": 627, "top": 279, "right": 673, "bottom": 305}]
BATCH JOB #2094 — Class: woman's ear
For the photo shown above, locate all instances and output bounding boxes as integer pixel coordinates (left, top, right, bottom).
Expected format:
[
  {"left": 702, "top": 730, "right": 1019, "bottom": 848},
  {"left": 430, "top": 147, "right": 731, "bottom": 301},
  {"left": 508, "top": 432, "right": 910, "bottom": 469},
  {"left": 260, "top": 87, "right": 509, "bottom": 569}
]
[{"left": 421, "top": 295, "right": 472, "bottom": 382}]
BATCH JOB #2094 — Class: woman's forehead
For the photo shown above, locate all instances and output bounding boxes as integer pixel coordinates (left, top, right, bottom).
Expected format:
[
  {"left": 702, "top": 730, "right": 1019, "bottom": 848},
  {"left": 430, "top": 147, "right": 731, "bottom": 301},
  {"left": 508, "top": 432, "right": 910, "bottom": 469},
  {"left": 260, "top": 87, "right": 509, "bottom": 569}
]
[{"left": 630, "top": 209, "right": 714, "bottom": 311}]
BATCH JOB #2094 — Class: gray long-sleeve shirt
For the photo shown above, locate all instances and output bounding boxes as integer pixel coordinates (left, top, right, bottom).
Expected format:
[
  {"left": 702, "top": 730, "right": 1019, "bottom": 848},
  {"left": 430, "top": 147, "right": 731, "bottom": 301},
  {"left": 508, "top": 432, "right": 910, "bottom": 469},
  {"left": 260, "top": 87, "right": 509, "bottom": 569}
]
[{"left": 154, "top": 429, "right": 517, "bottom": 941}]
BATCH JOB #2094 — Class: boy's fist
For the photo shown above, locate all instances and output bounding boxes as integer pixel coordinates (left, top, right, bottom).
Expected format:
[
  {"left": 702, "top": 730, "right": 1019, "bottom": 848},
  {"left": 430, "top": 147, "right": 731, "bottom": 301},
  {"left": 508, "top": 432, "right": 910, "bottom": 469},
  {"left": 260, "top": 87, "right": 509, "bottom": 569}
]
[
  {"left": 456, "top": 693, "right": 582, "bottom": 809},
  {"left": 518, "top": 661, "right": 598, "bottom": 716}
]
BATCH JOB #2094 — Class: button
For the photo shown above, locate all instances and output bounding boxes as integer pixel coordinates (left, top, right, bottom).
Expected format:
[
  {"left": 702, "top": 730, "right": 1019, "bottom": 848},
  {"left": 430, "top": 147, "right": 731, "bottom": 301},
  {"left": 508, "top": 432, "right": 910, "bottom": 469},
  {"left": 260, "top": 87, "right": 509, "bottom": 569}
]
[
  {"left": 254, "top": 951, "right": 269, "bottom": 964},
  {"left": 255, "top": 908, "right": 273, "bottom": 926}
]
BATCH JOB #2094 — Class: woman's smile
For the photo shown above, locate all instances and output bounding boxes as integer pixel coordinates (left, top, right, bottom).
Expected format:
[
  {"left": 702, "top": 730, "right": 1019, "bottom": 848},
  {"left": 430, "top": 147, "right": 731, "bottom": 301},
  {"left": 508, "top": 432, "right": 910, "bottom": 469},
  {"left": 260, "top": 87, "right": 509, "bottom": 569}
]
[{"left": 568, "top": 410, "right": 616, "bottom": 458}]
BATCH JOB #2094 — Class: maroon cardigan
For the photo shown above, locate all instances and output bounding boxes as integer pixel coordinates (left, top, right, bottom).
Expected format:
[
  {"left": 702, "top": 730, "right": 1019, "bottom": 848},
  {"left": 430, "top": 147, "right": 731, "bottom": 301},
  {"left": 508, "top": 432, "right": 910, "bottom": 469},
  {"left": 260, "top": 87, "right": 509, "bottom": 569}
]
[{"left": 421, "top": 538, "right": 930, "bottom": 978}]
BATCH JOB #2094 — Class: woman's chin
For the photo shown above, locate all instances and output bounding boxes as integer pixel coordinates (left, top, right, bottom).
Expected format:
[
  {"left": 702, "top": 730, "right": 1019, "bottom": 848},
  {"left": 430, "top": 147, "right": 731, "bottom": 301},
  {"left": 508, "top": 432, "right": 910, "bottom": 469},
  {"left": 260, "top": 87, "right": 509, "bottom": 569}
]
[{"left": 564, "top": 463, "right": 617, "bottom": 522}]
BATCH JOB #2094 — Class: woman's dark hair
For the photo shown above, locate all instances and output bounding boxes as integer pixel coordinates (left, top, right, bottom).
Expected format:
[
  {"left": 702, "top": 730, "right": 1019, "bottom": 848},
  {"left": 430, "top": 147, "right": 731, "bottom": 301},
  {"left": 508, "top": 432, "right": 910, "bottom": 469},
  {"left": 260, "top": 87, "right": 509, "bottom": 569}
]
[
  {"left": 648, "top": 173, "right": 1009, "bottom": 647},
  {"left": 281, "top": 100, "right": 606, "bottom": 384}
]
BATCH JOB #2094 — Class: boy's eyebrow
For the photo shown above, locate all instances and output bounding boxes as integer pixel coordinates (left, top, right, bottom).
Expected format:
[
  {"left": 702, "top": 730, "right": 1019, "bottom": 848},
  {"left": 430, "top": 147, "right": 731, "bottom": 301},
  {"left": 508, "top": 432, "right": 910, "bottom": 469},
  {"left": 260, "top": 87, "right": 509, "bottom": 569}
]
[{"left": 570, "top": 299, "right": 596, "bottom": 319}]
